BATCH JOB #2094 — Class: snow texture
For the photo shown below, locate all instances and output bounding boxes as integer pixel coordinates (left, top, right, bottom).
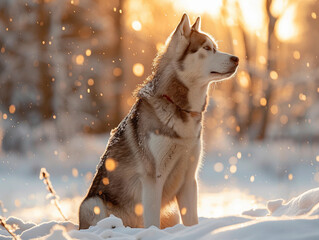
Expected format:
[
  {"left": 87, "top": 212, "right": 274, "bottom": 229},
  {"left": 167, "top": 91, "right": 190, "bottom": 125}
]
[
  {"left": 1, "top": 188, "right": 319, "bottom": 240},
  {"left": 1, "top": 134, "right": 319, "bottom": 239},
  {"left": 268, "top": 188, "right": 319, "bottom": 217}
]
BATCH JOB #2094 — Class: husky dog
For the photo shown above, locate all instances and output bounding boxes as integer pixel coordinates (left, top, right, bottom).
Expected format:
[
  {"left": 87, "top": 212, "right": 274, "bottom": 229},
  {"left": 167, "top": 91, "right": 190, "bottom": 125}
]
[{"left": 79, "top": 14, "right": 238, "bottom": 229}]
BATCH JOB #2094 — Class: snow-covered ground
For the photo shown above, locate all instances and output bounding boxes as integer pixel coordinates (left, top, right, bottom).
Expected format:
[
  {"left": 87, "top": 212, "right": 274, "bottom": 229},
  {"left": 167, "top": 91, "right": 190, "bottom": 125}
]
[
  {"left": 1, "top": 133, "right": 319, "bottom": 239},
  {"left": 1, "top": 188, "right": 319, "bottom": 239}
]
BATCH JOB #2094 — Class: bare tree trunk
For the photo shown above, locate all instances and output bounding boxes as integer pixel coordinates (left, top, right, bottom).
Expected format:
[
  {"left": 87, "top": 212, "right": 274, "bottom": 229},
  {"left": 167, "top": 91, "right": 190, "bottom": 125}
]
[
  {"left": 37, "top": 0, "right": 53, "bottom": 119},
  {"left": 257, "top": 0, "right": 277, "bottom": 140},
  {"left": 112, "top": 0, "right": 124, "bottom": 126},
  {"left": 233, "top": 1, "right": 257, "bottom": 139},
  {"left": 220, "top": 0, "right": 243, "bottom": 138}
]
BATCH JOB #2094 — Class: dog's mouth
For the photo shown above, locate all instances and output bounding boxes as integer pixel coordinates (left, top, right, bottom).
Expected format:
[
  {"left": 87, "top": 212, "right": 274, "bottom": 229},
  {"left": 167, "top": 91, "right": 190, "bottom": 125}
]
[
  {"left": 210, "top": 70, "right": 235, "bottom": 75},
  {"left": 210, "top": 66, "right": 238, "bottom": 75}
]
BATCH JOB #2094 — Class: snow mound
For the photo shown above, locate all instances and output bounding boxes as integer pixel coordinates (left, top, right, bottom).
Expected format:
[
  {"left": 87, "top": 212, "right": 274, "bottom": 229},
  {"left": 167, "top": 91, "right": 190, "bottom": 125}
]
[
  {"left": 241, "top": 208, "right": 269, "bottom": 217},
  {"left": 207, "top": 218, "right": 319, "bottom": 240},
  {"left": 268, "top": 188, "right": 319, "bottom": 216},
  {"left": 1, "top": 188, "right": 319, "bottom": 240}
]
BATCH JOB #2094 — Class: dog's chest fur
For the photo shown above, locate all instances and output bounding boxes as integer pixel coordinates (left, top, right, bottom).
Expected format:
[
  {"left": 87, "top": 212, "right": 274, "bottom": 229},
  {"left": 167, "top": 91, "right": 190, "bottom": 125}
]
[
  {"left": 146, "top": 117, "right": 201, "bottom": 202},
  {"left": 148, "top": 133, "right": 190, "bottom": 175}
]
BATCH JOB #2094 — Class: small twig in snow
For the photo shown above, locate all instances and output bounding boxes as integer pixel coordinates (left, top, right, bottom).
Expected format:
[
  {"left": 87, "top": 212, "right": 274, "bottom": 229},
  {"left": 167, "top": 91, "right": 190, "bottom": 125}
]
[
  {"left": 0, "top": 217, "right": 20, "bottom": 240},
  {"left": 39, "top": 168, "right": 68, "bottom": 221}
]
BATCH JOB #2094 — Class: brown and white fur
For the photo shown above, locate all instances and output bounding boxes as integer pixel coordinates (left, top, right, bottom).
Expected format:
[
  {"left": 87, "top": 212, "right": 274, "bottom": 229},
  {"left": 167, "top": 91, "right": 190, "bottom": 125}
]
[{"left": 79, "top": 14, "right": 239, "bottom": 230}]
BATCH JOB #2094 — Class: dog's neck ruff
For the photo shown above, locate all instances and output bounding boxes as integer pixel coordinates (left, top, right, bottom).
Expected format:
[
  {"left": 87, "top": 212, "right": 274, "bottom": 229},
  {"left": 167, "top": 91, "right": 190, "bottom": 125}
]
[{"left": 162, "top": 94, "right": 202, "bottom": 118}]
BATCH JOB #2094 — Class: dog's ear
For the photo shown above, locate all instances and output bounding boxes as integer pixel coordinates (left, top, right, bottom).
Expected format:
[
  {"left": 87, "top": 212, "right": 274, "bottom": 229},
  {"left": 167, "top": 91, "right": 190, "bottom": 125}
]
[
  {"left": 175, "top": 13, "right": 191, "bottom": 38},
  {"left": 191, "top": 17, "right": 201, "bottom": 31}
]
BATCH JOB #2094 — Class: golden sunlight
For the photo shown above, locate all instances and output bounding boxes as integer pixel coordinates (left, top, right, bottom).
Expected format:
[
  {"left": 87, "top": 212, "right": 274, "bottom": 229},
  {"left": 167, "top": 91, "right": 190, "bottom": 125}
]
[
  {"left": 181, "top": 207, "right": 187, "bottom": 215},
  {"left": 238, "top": 0, "right": 265, "bottom": 32},
  {"left": 270, "top": 0, "right": 288, "bottom": 18},
  {"left": 172, "top": 0, "right": 299, "bottom": 43},
  {"left": 134, "top": 203, "right": 144, "bottom": 216},
  {"left": 270, "top": 104, "right": 279, "bottom": 115},
  {"left": 94, "top": 206, "right": 101, "bottom": 215},
  {"left": 88, "top": 78, "right": 94, "bottom": 86},
  {"left": 75, "top": 54, "right": 84, "bottom": 65},
  {"left": 9, "top": 104, "right": 16, "bottom": 114},
  {"left": 113, "top": 67, "right": 122, "bottom": 77},
  {"left": 230, "top": 165, "right": 237, "bottom": 174},
  {"left": 275, "top": 4, "right": 299, "bottom": 42},
  {"left": 270, "top": 71, "right": 278, "bottom": 80},
  {"left": 198, "top": 188, "right": 264, "bottom": 218},
  {"left": 293, "top": 50, "right": 300, "bottom": 60},
  {"left": 172, "top": 0, "right": 223, "bottom": 17},
  {"left": 237, "top": 71, "right": 250, "bottom": 89},
  {"left": 260, "top": 97, "right": 267, "bottom": 106},
  {"left": 102, "top": 177, "right": 110, "bottom": 185},
  {"left": 288, "top": 173, "right": 293, "bottom": 180},
  {"left": 105, "top": 158, "right": 117, "bottom": 172},
  {"left": 12, "top": 196, "right": 83, "bottom": 223},
  {"left": 132, "top": 20, "right": 142, "bottom": 31},
  {"left": 214, "top": 162, "right": 224, "bottom": 172},
  {"left": 239, "top": 0, "right": 298, "bottom": 41},
  {"left": 85, "top": 49, "right": 92, "bottom": 56},
  {"left": 250, "top": 175, "right": 255, "bottom": 182},
  {"left": 132, "top": 63, "right": 144, "bottom": 77},
  {"left": 72, "top": 168, "right": 78, "bottom": 177}
]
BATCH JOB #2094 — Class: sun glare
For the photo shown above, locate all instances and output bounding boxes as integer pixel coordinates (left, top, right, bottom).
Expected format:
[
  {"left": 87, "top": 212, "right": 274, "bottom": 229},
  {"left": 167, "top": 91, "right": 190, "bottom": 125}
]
[
  {"left": 270, "top": 0, "right": 288, "bottom": 18},
  {"left": 275, "top": 4, "right": 299, "bottom": 42},
  {"left": 172, "top": 0, "right": 298, "bottom": 42},
  {"left": 172, "top": 0, "right": 223, "bottom": 17},
  {"left": 198, "top": 188, "right": 264, "bottom": 218},
  {"left": 238, "top": 0, "right": 265, "bottom": 33},
  {"left": 132, "top": 20, "right": 142, "bottom": 31}
]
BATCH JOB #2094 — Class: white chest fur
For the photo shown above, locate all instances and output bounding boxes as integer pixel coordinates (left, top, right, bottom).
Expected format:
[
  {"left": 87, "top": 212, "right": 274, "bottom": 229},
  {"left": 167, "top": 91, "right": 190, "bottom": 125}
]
[
  {"left": 147, "top": 132, "right": 201, "bottom": 203},
  {"left": 147, "top": 132, "right": 199, "bottom": 176},
  {"left": 148, "top": 132, "right": 194, "bottom": 181},
  {"left": 148, "top": 133, "right": 176, "bottom": 171}
]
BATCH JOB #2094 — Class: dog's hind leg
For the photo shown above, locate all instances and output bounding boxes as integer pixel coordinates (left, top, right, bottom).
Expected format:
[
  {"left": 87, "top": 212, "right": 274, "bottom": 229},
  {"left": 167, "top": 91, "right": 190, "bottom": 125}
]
[
  {"left": 160, "top": 202, "right": 180, "bottom": 229},
  {"left": 176, "top": 178, "right": 199, "bottom": 226},
  {"left": 79, "top": 197, "right": 107, "bottom": 229}
]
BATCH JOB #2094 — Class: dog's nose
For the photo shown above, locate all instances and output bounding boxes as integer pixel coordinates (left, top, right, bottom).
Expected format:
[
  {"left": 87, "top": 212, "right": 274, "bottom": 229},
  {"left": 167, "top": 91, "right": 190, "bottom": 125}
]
[{"left": 230, "top": 56, "right": 239, "bottom": 64}]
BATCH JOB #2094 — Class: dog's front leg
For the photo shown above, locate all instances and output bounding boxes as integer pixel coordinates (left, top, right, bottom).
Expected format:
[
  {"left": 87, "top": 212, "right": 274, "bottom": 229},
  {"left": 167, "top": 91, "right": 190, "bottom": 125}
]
[
  {"left": 141, "top": 177, "right": 163, "bottom": 228},
  {"left": 176, "top": 177, "right": 199, "bottom": 226}
]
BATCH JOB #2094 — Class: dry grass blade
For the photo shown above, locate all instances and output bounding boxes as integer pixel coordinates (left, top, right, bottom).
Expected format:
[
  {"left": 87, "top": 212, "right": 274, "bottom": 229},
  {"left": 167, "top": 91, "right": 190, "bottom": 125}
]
[
  {"left": 0, "top": 217, "right": 20, "bottom": 240},
  {"left": 39, "top": 168, "right": 68, "bottom": 221}
]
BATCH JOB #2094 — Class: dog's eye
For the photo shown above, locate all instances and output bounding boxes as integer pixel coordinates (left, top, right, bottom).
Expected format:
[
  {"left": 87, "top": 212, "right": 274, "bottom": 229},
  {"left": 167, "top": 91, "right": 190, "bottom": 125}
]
[{"left": 203, "top": 46, "right": 211, "bottom": 51}]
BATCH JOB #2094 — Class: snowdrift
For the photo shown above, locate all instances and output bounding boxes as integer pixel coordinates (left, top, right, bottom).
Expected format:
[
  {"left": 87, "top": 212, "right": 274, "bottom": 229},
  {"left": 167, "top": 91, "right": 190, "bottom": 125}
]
[{"left": 1, "top": 188, "right": 319, "bottom": 240}]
